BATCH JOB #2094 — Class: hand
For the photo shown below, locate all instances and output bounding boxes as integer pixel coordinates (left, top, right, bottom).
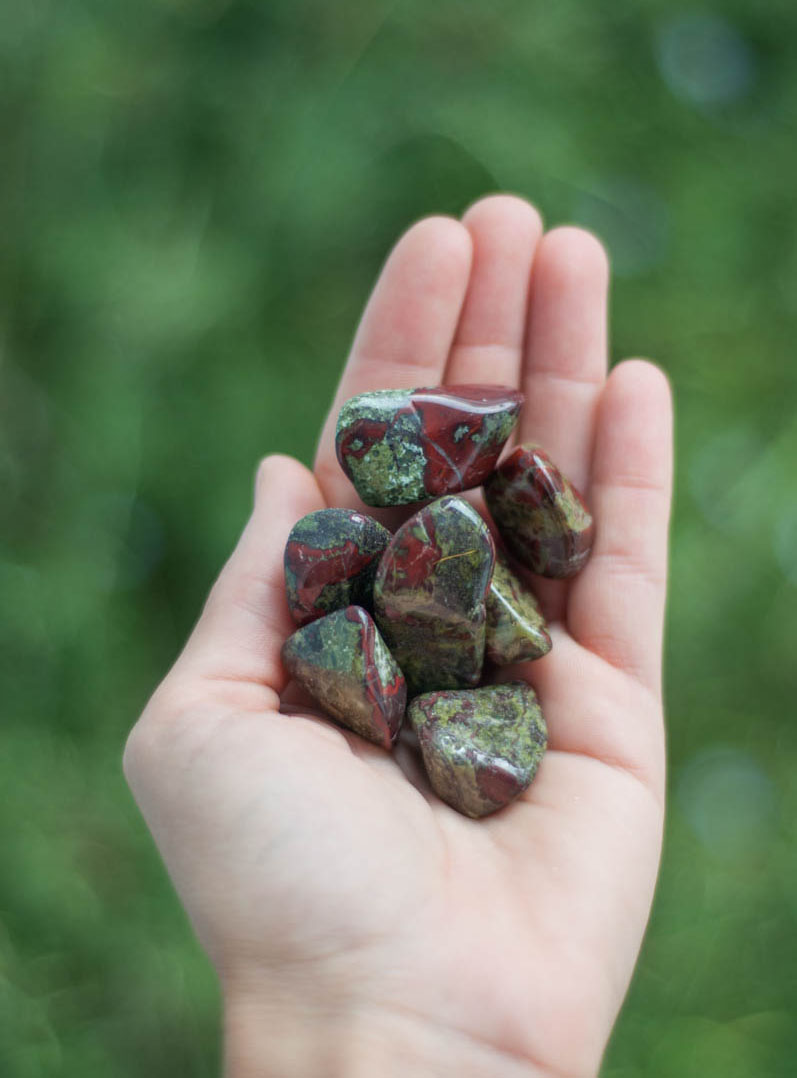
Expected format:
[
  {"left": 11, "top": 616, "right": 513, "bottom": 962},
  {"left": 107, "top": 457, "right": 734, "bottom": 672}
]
[{"left": 124, "top": 195, "right": 673, "bottom": 1078}]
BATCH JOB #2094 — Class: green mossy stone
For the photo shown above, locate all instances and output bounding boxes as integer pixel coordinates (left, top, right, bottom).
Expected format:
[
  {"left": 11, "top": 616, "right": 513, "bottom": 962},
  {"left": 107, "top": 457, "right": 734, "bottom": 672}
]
[
  {"left": 335, "top": 385, "right": 523, "bottom": 506},
  {"left": 408, "top": 681, "right": 547, "bottom": 818},
  {"left": 373, "top": 495, "right": 495, "bottom": 695},
  {"left": 486, "top": 552, "right": 552, "bottom": 664},
  {"left": 281, "top": 606, "right": 406, "bottom": 749}
]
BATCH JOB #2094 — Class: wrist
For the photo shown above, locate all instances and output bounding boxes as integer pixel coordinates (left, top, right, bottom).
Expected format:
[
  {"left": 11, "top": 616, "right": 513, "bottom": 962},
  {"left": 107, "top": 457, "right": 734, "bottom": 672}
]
[{"left": 222, "top": 977, "right": 568, "bottom": 1078}]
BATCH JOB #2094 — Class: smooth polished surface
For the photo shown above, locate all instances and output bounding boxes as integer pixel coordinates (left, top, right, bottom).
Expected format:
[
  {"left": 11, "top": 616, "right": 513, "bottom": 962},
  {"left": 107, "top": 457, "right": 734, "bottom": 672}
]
[
  {"left": 407, "top": 681, "right": 547, "bottom": 817},
  {"left": 484, "top": 443, "right": 595, "bottom": 577},
  {"left": 335, "top": 384, "right": 523, "bottom": 506},
  {"left": 281, "top": 606, "right": 406, "bottom": 749},
  {"left": 373, "top": 495, "right": 495, "bottom": 695},
  {"left": 284, "top": 508, "right": 391, "bottom": 625},
  {"left": 486, "top": 551, "right": 552, "bottom": 665}
]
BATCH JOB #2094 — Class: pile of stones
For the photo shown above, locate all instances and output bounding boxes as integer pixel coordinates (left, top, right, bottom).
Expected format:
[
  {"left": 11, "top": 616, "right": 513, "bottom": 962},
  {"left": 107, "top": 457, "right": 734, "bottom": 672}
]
[{"left": 281, "top": 385, "right": 594, "bottom": 817}]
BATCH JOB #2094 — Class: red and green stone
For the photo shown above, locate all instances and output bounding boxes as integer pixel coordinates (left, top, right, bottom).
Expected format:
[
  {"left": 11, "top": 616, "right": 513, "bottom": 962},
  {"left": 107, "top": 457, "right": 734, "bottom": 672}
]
[
  {"left": 335, "top": 384, "right": 523, "bottom": 507},
  {"left": 486, "top": 551, "right": 552, "bottom": 665},
  {"left": 407, "top": 681, "right": 547, "bottom": 818},
  {"left": 484, "top": 443, "right": 595, "bottom": 578},
  {"left": 284, "top": 508, "right": 392, "bottom": 626},
  {"left": 373, "top": 495, "right": 495, "bottom": 696},
  {"left": 281, "top": 606, "right": 406, "bottom": 749}
]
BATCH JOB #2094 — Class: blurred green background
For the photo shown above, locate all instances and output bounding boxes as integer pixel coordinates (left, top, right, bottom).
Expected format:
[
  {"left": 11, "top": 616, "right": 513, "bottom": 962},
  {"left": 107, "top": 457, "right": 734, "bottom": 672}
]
[{"left": 2, "top": 0, "right": 797, "bottom": 1074}]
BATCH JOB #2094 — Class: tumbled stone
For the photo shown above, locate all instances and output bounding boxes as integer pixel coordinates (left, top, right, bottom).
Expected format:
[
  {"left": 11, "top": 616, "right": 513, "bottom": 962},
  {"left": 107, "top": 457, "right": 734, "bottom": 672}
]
[
  {"left": 484, "top": 443, "right": 595, "bottom": 578},
  {"left": 284, "top": 508, "right": 391, "bottom": 626},
  {"left": 281, "top": 606, "right": 406, "bottom": 749},
  {"left": 335, "top": 384, "right": 523, "bottom": 506},
  {"left": 486, "top": 551, "right": 552, "bottom": 665},
  {"left": 408, "top": 681, "right": 547, "bottom": 818},
  {"left": 373, "top": 495, "right": 495, "bottom": 695}
]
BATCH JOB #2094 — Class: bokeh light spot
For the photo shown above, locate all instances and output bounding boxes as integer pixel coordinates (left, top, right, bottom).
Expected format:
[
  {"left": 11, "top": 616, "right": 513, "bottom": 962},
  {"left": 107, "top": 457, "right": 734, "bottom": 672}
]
[
  {"left": 676, "top": 746, "right": 775, "bottom": 859},
  {"left": 655, "top": 12, "right": 756, "bottom": 107}
]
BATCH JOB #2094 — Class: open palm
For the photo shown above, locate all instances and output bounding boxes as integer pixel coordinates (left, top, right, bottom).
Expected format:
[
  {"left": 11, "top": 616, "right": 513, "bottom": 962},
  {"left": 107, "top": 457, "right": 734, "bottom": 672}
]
[{"left": 124, "top": 196, "right": 672, "bottom": 1078}]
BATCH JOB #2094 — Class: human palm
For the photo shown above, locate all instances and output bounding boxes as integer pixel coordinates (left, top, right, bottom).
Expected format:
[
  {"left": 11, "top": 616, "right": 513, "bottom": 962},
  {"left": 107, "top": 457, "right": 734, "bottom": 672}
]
[{"left": 124, "top": 196, "right": 673, "bottom": 1078}]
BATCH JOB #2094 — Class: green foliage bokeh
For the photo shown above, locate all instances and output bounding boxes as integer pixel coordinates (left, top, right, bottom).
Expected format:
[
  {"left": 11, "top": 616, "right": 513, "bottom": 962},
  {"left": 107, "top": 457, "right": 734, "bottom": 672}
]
[{"left": 2, "top": 1, "right": 797, "bottom": 1074}]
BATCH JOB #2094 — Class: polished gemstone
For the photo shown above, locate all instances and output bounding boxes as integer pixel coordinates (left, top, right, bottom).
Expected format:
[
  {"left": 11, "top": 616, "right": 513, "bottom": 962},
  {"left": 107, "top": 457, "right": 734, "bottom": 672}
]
[
  {"left": 407, "top": 681, "right": 547, "bottom": 818},
  {"left": 486, "top": 552, "right": 552, "bottom": 665},
  {"left": 284, "top": 508, "right": 391, "bottom": 626},
  {"left": 281, "top": 606, "right": 406, "bottom": 749},
  {"left": 373, "top": 495, "right": 495, "bottom": 695},
  {"left": 335, "top": 384, "right": 523, "bottom": 506},
  {"left": 484, "top": 443, "right": 595, "bottom": 578}
]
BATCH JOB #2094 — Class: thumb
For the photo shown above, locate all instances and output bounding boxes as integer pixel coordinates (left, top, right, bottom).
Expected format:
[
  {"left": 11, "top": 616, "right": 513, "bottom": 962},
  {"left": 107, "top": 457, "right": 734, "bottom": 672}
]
[{"left": 176, "top": 455, "right": 327, "bottom": 696}]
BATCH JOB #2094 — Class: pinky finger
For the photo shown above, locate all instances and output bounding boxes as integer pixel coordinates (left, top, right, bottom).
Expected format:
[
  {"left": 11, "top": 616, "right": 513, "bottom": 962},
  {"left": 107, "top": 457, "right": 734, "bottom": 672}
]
[{"left": 567, "top": 360, "right": 674, "bottom": 697}]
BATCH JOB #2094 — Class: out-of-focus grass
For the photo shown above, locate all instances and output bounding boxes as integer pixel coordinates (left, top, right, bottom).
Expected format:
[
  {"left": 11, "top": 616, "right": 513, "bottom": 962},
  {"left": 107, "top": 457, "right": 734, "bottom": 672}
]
[{"left": 2, "top": 1, "right": 797, "bottom": 1074}]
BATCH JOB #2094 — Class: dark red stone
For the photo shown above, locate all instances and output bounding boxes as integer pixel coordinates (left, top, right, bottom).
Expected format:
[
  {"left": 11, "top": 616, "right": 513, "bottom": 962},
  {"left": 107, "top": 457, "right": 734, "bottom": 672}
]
[
  {"left": 284, "top": 509, "right": 391, "bottom": 626},
  {"left": 335, "top": 385, "right": 524, "bottom": 506},
  {"left": 484, "top": 444, "right": 595, "bottom": 578}
]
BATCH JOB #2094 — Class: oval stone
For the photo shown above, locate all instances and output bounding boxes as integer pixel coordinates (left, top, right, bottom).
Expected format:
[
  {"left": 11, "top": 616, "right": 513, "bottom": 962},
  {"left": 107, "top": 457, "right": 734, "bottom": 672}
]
[
  {"left": 335, "top": 384, "right": 523, "bottom": 506},
  {"left": 373, "top": 495, "right": 495, "bottom": 696},
  {"left": 407, "top": 681, "right": 547, "bottom": 818},
  {"left": 284, "top": 508, "right": 392, "bottom": 626},
  {"left": 486, "top": 551, "right": 552, "bottom": 665},
  {"left": 281, "top": 606, "right": 406, "bottom": 749},
  {"left": 484, "top": 443, "right": 595, "bottom": 578}
]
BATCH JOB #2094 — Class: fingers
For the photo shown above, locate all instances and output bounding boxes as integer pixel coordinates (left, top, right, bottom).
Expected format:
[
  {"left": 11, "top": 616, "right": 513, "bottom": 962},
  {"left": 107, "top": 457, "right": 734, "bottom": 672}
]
[
  {"left": 178, "top": 455, "right": 327, "bottom": 700},
  {"left": 520, "top": 227, "right": 609, "bottom": 492},
  {"left": 567, "top": 360, "right": 674, "bottom": 696},
  {"left": 314, "top": 216, "right": 473, "bottom": 507},
  {"left": 444, "top": 194, "right": 543, "bottom": 388}
]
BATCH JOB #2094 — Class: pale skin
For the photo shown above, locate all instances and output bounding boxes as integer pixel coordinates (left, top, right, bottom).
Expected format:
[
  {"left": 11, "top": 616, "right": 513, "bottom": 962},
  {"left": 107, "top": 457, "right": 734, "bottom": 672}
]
[{"left": 124, "top": 195, "right": 673, "bottom": 1078}]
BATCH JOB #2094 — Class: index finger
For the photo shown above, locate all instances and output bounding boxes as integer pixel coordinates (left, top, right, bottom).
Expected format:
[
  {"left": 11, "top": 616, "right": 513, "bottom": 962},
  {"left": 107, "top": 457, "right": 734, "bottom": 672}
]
[{"left": 314, "top": 216, "right": 473, "bottom": 508}]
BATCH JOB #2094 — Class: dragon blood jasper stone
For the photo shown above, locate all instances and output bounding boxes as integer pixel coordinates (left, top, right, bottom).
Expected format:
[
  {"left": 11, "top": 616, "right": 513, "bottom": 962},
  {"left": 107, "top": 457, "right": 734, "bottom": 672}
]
[
  {"left": 486, "top": 552, "right": 552, "bottom": 665},
  {"left": 281, "top": 606, "right": 406, "bottom": 749},
  {"left": 484, "top": 443, "right": 595, "bottom": 578},
  {"left": 284, "top": 508, "right": 391, "bottom": 626},
  {"left": 408, "top": 681, "right": 547, "bottom": 818},
  {"left": 373, "top": 495, "right": 495, "bottom": 696},
  {"left": 335, "top": 384, "right": 523, "bottom": 507}
]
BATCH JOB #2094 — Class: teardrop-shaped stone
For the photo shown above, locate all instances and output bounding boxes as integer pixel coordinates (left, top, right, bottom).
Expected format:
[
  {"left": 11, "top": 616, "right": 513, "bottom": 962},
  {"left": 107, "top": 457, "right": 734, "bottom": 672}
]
[
  {"left": 281, "top": 606, "right": 406, "bottom": 749},
  {"left": 373, "top": 495, "right": 495, "bottom": 695},
  {"left": 486, "top": 551, "right": 552, "bottom": 665},
  {"left": 484, "top": 443, "right": 594, "bottom": 578},
  {"left": 407, "top": 681, "right": 547, "bottom": 818},
  {"left": 284, "top": 508, "right": 391, "bottom": 626},
  {"left": 335, "top": 384, "right": 523, "bottom": 506}
]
